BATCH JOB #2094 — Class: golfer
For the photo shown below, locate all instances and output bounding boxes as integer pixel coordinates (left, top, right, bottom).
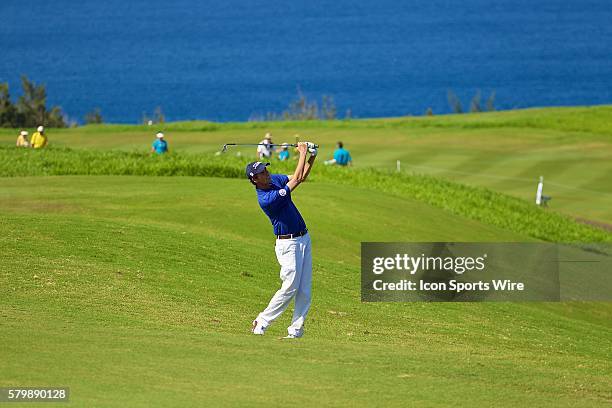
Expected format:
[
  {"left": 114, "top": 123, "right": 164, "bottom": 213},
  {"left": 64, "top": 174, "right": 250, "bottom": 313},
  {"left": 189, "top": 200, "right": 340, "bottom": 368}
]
[{"left": 248, "top": 142, "right": 317, "bottom": 338}]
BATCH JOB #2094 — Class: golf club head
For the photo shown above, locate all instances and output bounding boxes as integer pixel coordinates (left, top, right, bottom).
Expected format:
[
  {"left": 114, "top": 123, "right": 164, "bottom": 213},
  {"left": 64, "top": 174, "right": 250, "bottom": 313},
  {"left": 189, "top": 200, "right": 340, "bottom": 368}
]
[{"left": 221, "top": 144, "right": 229, "bottom": 153}]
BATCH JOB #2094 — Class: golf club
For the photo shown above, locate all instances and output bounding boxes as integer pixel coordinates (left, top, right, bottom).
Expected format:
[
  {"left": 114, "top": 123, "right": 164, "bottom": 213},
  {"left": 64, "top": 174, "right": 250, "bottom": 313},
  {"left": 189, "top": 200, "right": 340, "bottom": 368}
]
[{"left": 221, "top": 142, "right": 319, "bottom": 153}]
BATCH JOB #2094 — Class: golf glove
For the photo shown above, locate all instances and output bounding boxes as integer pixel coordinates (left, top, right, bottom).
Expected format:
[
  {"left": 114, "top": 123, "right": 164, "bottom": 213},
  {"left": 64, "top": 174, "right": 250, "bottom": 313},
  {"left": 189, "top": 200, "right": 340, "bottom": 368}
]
[{"left": 306, "top": 142, "right": 317, "bottom": 156}]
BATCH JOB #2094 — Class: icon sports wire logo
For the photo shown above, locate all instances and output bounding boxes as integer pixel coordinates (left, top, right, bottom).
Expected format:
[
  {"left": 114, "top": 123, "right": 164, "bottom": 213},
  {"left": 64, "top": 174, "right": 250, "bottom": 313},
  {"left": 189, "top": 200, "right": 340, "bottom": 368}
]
[
  {"left": 372, "top": 253, "right": 487, "bottom": 275},
  {"left": 359, "top": 242, "right": 612, "bottom": 302}
]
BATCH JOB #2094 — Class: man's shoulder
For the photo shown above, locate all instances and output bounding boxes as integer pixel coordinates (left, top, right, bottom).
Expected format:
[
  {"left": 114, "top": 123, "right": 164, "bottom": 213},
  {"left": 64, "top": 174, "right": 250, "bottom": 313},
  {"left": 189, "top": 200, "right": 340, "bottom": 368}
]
[{"left": 270, "top": 173, "right": 289, "bottom": 184}]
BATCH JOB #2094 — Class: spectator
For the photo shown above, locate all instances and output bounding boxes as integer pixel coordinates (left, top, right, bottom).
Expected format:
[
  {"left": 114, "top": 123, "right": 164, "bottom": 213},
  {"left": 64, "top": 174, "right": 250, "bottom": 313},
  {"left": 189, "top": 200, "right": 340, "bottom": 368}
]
[
  {"left": 30, "top": 126, "right": 48, "bottom": 149},
  {"left": 16, "top": 130, "right": 30, "bottom": 147},
  {"left": 151, "top": 132, "right": 168, "bottom": 154},
  {"left": 324, "top": 141, "right": 352, "bottom": 166},
  {"left": 278, "top": 142, "right": 290, "bottom": 161},
  {"left": 257, "top": 133, "right": 274, "bottom": 159}
]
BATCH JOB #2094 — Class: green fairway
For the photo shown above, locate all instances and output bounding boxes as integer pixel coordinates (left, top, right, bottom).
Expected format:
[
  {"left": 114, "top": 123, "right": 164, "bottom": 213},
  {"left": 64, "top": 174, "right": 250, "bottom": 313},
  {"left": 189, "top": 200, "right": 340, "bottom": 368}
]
[
  {"left": 1, "top": 176, "right": 610, "bottom": 407},
  {"left": 1, "top": 106, "right": 610, "bottom": 224}
]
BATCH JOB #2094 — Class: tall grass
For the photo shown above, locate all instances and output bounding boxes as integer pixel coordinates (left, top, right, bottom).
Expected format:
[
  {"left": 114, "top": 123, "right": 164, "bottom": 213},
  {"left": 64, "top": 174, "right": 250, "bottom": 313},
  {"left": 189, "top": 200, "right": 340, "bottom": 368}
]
[
  {"left": 1, "top": 146, "right": 610, "bottom": 242},
  {"left": 0, "top": 147, "right": 242, "bottom": 178}
]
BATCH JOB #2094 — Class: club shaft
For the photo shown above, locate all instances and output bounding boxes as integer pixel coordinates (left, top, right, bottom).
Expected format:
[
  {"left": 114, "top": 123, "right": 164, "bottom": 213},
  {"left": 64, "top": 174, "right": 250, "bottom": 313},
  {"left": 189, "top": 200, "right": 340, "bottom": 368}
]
[{"left": 224, "top": 143, "right": 319, "bottom": 148}]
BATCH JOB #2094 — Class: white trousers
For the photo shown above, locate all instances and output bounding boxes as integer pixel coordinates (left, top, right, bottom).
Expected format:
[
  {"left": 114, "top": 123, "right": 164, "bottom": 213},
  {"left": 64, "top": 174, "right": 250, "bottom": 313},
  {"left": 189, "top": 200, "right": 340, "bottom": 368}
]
[{"left": 257, "top": 233, "right": 312, "bottom": 336}]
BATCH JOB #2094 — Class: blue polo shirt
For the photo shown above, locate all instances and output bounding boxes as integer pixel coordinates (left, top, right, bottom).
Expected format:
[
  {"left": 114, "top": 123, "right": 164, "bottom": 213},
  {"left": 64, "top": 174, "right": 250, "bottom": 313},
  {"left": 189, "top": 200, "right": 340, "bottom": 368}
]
[
  {"left": 333, "top": 148, "right": 352, "bottom": 165},
  {"left": 152, "top": 139, "right": 168, "bottom": 154},
  {"left": 257, "top": 174, "right": 307, "bottom": 236}
]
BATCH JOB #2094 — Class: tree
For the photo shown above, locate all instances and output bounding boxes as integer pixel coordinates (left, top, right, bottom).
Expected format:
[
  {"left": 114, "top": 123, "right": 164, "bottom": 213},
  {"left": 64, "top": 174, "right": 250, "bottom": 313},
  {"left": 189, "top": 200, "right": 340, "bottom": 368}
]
[
  {"left": 447, "top": 90, "right": 463, "bottom": 114},
  {"left": 470, "top": 90, "right": 482, "bottom": 113},
  {"left": 0, "top": 83, "right": 18, "bottom": 127},
  {"left": 486, "top": 91, "right": 496, "bottom": 112},
  {"left": 322, "top": 95, "right": 337, "bottom": 120},
  {"left": 85, "top": 108, "right": 103, "bottom": 124},
  {"left": 13, "top": 75, "right": 66, "bottom": 128},
  {"left": 153, "top": 106, "right": 165, "bottom": 124},
  {"left": 249, "top": 88, "right": 346, "bottom": 122},
  {"left": 284, "top": 88, "right": 319, "bottom": 120},
  {"left": 46, "top": 106, "right": 66, "bottom": 127},
  {"left": 17, "top": 75, "right": 47, "bottom": 126}
]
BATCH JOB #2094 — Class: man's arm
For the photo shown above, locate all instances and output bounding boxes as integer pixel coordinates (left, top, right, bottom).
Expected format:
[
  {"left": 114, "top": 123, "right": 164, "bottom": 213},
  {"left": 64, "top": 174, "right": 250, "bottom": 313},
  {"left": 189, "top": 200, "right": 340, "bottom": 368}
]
[
  {"left": 287, "top": 143, "right": 308, "bottom": 191},
  {"left": 301, "top": 153, "right": 316, "bottom": 181},
  {"left": 286, "top": 145, "right": 316, "bottom": 185}
]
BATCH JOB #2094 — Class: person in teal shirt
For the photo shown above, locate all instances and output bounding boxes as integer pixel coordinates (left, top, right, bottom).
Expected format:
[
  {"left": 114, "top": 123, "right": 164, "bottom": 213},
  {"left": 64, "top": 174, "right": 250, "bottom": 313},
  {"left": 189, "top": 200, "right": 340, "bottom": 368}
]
[
  {"left": 278, "top": 143, "right": 290, "bottom": 161},
  {"left": 151, "top": 132, "right": 168, "bottom": 154},
  {"left": 325, "top": 141, "right": 352, "bottom": 166}
]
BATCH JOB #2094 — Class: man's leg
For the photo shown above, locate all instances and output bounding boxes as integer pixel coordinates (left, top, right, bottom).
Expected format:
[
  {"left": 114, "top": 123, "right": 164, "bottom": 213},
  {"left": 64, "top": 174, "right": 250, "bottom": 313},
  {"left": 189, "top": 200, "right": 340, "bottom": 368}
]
[
  {"left": 288, "top": 234, "right": 312, "bottom": 337},
  {"left": 255, "top": 239, "right": 303, "bottom": 331}
]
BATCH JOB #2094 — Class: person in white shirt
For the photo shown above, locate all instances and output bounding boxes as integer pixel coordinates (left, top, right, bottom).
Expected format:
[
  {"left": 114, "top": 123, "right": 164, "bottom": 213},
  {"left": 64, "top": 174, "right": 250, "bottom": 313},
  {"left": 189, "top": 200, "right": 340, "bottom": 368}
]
[{"left": 257, "top": 133, "right": 274, "bottom": 159}]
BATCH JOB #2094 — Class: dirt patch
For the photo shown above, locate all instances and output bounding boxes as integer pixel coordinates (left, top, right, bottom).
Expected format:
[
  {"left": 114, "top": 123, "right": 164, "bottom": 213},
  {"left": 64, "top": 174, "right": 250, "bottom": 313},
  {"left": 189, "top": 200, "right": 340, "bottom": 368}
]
[
  {"left": 0, "top": 198, "right": 79, "bottom": 214},
  {"left": 575, "top": 217, "right": 612, "bottom": 232}
]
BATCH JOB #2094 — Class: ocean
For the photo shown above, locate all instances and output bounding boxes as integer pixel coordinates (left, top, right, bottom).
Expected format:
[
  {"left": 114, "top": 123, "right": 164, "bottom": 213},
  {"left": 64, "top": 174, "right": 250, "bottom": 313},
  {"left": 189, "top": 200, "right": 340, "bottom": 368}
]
[{"left": 1, "top": 0, "right": 611, "bottom": 123}]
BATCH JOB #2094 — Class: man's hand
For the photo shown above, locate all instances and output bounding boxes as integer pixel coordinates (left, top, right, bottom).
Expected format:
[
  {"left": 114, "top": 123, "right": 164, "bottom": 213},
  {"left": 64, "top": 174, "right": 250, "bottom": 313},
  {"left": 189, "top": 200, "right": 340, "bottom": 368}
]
[{"left": 297, "top": 142, "right": 308, "bottom": 155}]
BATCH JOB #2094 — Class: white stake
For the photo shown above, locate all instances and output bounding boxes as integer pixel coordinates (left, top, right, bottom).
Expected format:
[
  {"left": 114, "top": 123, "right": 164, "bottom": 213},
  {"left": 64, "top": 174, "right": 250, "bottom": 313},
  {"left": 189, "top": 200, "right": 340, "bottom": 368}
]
[
  {"left": 536, "top": 176, "right": 544, "bottom": 205},
  {"left": 396, "top": 160, "right": 401, "bottom": 172}
]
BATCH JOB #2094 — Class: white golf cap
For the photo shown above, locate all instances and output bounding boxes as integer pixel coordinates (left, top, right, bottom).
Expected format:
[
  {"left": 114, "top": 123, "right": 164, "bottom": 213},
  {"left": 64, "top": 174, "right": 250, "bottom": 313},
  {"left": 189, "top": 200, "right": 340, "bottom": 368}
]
[
  {"left": 20, "top": 130, "right": 28, "bottom": 136},
  {"left": 37, "top": 125, "right": 44, "bottom": 132},
  {"left": 156, "top": 132, "right": 164, "bottom": 138}
]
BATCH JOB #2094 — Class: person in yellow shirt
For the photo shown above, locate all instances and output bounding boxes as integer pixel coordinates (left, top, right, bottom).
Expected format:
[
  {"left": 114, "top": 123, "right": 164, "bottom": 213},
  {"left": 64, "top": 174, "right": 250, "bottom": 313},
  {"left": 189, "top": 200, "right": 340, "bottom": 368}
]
[
  {"left": 30, "top": 125, "right": 48, "bottom": 149},
  {"left": 16, "top": 130, "right": 30, "bottom": 147}
]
